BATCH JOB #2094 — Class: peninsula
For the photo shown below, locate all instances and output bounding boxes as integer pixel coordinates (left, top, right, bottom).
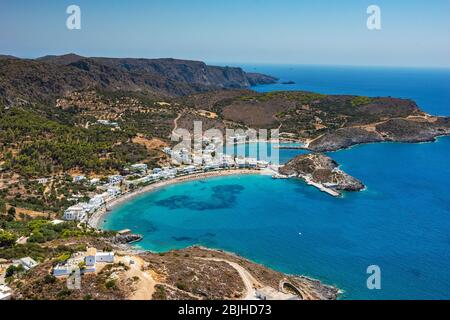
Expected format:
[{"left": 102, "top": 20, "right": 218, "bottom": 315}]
[{"left": 279, "top": 153, "right": 365, "bottom": 196}]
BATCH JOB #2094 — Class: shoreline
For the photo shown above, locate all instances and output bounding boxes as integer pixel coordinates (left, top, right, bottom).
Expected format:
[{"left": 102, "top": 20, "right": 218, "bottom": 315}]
[{"left": 88, "top": 169, "right": 260, "bottom": 229}]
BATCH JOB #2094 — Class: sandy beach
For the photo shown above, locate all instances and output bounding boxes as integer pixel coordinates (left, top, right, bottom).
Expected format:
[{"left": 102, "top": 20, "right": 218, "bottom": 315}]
[{"left": 88, "top": 169, "right": 260, "bottom": 229}]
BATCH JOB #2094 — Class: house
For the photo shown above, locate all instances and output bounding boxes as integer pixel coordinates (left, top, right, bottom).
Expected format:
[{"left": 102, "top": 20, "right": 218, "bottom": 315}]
[
  {"left": 148, "top": 174, "right": 162, "bottom": 181},
  {"left": 89, "top": 195, "right": 105, "bottom": 208},
  {"left": 0, "top": 285, "right": 12, "bottom": 300},
  {"left": 63, "top": 203, "right": 89, "bottom": 221},
  {"left": 161, "top": 168, "right": 177, "bottom": 178},
  {"left": 183, "top": 165, "right": 196, "bottom": 174},
  {"left": 13, "top": 257, "right": 38, "bottom": 270},
  {"left": 257, "top": 160, "right": 269, "bottom": 168},
  {"left": 172, "top": 149, "right": 191, "bottom": 164},
  {"left": 108, "top": 175, "right": 124, "bottom": 185},
  {"left": 235, "top": 158, "right": 248, "bottom": 168},
  {"left": 204, "top": 161, "right": 221, "bottom": 171},
  {"left": 97, "top": 120, "right": 119, "bottom": 128},
  {"left": 152, "top": 168, "right": 163, "bottom": 174},
  {"left": 53, "top": 248, "right": 114, "bottom": 277},
  {"left": 247, "top": 158, "right": 258, "bottom": 168},
  {"left": 73, "top": 175, "right": 86, "bottom": 183},
  {"left": 107, "top": 187, "right": 121, "bottom": 199},
  {"left": 53, "top": 256, "right": 83, "bottom": 277},
  {"left": 96, "top": 252, "right": 115, "bottom": 263},
  {"left": 85, "top": 248, "right": 97, "bottom": 267},
  {"left": 90, "top": 178, "right": 100, "bottom": 185},
  {"left": 37, "top": 178, "right": 49, "bottom": 184},
  {"left": 130, "top": 163, "right": 148, "bottom": 174}
]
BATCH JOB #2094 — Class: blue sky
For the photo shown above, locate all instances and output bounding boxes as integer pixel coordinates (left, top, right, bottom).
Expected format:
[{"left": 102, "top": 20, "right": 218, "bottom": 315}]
[{"left": 1, "top": 0, "right": 449, "bottom": 67}]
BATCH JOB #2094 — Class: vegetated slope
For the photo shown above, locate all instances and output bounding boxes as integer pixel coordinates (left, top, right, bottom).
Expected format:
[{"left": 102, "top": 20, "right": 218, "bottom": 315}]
[{"left": 0, "top": 54, "right": 276, "bottom": 107}]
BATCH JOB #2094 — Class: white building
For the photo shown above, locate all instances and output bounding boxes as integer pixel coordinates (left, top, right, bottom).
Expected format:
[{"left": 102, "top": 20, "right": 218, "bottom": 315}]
[
  {"left": 90, "top": 178, "right": 100, "bottom": 185},
  {"left": 235, "top": 158, "right": 247, "bottom": 168},
  {"left": 53, "top": 256, "right": 83, "bottom": 277},
  {"left": 89, "top": 195, "right": 105, "bottom": 208},
  {"left": 95, "top": 252, "right": 115, "bottom": 263},
  {"left": 73, "top": 175, "right": 86, "bottom": 183},
  {"left": 108, "top": 175, "right": 124, "bottom": 185},
  {"left": 204, "top": 161, "right": 221, "bottom": 171},
  {"left": 107, "top": 187, "right": 121, "bottom": 199},
  {"left": 85, "top": 248, "right": 97, "bottom": 267},
  {"left": 257, "top": 160, "right": 269, "bottom": 168},
  {"left": 53, "top": 248, "right": 114, "bottom": 277},
  {"left": 0, "top": 285, "right": 12, "bottom": 300},
  {"left": 97, "top": 120, "right": 119, "bottom": 128},
  {"left": 183, "top": 165, "right": 196, "bottom": 174},
  {"left": 37, "top": 178, "right": 49, "bottom": 184},
  {"left": 63, "top": 203, "right": 89, "bottom": 221},
  {"left": 247, "top": 158, "right": 258, "bottom": 168},
  {"left": 13, "top": 257, "right": 38, "bottom": 270},
  {"left": 130, "top": 163, "right": 148, "bottom": 174},
  {"left": 160, "top": 168, "right": 177, "bottom": 179}
]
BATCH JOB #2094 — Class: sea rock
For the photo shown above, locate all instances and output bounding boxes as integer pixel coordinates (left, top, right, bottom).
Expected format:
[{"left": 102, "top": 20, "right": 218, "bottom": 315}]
[
  {"left": 112, "top": 234, "right": 143, "bottom": 244},
  {"left": 279, "top": 153, "right": 365, "bottom": 192}
]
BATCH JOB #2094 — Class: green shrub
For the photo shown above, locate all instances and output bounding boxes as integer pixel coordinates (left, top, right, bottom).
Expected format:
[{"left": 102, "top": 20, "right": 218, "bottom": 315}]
[
  {"left": 44, "top": 274, "right": 57, "bottom": 284},
  {"left": 105, "top": 280, "right": 117, "bottom": 290},
  {"left": 0, "top": 230, "right": 17, "bottom": 247}
]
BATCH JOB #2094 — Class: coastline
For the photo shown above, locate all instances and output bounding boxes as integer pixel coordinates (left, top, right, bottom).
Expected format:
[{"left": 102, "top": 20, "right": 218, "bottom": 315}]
[{"left": 88, "top": 169, "right": 260, "bottom": 229}]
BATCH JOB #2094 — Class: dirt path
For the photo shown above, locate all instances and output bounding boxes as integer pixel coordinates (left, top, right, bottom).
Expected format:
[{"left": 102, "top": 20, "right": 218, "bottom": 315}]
[
  {"left": 120, "top": 256, "right": 156, "bottom": 300},
  {"left": 172, "top": 112, "right": 183, "bottom": 134}
]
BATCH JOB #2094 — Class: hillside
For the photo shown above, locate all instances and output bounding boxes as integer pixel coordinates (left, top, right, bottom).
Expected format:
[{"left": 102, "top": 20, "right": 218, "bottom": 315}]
[
  {"left": 181, "top": 90, "right": 450, "bottom": 151},
  {"left": 0, "top": 54, "right": 277, "bottom": 107}
]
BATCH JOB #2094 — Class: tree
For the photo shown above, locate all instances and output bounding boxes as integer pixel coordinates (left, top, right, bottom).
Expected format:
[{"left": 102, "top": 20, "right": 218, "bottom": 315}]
[
  {"left": 0, "top": 198, "right": 6, "bottom": 214},
  {"left": 7, "top": 206, "right": 16, "bottom": 220},
  {"left": 0, "top": 230, "right": 17, "bottom": 247},
  {"left": 5, "top": 264, "right": 24, "bottom": 278}
]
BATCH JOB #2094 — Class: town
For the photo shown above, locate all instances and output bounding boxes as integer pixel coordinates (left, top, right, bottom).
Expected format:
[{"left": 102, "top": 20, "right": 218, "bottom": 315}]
[{"left": 62, "top": 145, "right": 273, "bottom": 225}]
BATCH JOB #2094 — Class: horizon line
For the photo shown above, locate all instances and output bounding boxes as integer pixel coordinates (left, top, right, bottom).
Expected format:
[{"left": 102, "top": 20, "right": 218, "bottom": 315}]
[{"left": 2, "top": 52, "right": 450, "bottom": 70}]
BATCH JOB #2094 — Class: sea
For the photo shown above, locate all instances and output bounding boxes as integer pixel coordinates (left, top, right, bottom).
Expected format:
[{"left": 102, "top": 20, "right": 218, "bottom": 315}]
[{"left": 103, "top": 65, "right": 450, "bottom": 299}]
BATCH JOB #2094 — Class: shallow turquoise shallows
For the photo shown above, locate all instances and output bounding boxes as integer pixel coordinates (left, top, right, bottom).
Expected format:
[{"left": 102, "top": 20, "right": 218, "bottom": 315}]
[{"left": 103, "top": 66, "right": 450, "bottom": 300}]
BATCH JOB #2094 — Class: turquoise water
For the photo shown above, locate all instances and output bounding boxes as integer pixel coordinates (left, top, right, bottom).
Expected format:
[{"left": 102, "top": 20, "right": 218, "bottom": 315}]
[{"left": 104, "top": 66, "right": 450, "bottom": 299}]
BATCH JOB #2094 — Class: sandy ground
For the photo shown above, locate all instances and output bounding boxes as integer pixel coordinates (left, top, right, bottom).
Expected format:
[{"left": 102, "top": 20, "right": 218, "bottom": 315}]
[
  {"left": 88, "top": 169, "right": 260, "bottom": 228},
  {"left": 118, "top": 256, "right": 156, "bottom": 300}
]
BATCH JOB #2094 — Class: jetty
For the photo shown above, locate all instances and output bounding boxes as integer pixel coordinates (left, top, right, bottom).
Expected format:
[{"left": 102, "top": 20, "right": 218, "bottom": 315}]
[{"left": 302, "top": 175, "right": 340, "bottom": 197}]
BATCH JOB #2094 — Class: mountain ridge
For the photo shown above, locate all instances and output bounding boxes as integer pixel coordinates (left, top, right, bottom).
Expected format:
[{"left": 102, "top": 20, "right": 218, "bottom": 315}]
[{"left": 0, "top": 54, "right": 277, "bottom": 106}]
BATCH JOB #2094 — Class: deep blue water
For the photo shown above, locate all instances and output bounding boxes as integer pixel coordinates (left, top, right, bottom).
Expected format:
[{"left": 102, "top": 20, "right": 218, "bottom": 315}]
[{"left": 104, "top": 66, "right": 450, "bottom": 299}]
